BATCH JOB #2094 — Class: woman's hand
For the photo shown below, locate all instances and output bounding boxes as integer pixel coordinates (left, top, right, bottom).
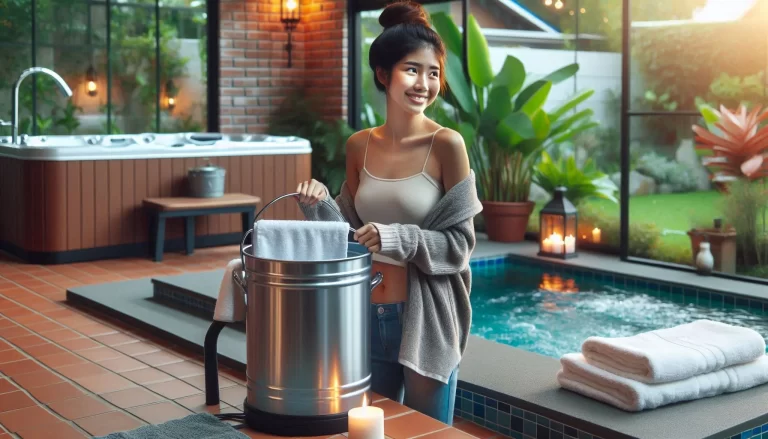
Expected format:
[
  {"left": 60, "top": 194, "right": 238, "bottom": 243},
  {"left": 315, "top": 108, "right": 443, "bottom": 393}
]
[
  {"left": 354, "top": 224, "right": 381, "bottom": 253},
  {"left": 296, "top": 179, "right": 327, "bottom": 206}
]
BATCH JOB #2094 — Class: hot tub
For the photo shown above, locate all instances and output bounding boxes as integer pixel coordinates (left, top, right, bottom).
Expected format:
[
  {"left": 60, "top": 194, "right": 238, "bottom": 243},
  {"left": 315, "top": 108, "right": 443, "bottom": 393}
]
[{"left": 0, "top": 132, "right": 312, "bottom": 264}]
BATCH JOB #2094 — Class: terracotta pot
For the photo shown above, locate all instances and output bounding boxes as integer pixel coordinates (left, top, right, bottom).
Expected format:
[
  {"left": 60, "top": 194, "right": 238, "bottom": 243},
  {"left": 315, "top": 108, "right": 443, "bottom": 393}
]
[{"left": 481, "top": 201, "right": 535, "bottom": 243}]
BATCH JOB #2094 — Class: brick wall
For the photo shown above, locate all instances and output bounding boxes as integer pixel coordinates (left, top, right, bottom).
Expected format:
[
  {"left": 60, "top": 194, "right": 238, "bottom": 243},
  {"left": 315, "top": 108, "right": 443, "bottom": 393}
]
[{"left": 218, "top": 0, "right": 348, "bottom": 134}]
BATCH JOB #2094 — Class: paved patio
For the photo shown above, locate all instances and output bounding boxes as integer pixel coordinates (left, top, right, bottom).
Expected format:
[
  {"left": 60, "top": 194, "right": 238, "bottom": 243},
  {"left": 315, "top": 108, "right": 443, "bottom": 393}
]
[{"left": 0, "top": 244, "right": 496, "bottom": 438}]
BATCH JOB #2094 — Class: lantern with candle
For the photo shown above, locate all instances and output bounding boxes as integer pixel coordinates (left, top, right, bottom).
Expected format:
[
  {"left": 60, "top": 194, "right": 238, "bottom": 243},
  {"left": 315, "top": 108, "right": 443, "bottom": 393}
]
[{"left": 538, "top": 186, "right": 578, "bottom": 259}]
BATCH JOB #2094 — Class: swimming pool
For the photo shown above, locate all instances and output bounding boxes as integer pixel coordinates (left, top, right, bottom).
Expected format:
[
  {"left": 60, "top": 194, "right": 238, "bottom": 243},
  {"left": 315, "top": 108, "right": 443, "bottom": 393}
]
[{"left": 470, "top": 259, "right": 768, "bottom": 359}]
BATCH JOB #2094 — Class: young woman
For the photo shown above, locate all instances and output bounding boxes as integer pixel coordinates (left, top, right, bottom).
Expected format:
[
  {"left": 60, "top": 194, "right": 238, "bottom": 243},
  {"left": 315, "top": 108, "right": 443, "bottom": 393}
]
[{"left": 296, "top": 0, "right": 483, "bottom": 425}]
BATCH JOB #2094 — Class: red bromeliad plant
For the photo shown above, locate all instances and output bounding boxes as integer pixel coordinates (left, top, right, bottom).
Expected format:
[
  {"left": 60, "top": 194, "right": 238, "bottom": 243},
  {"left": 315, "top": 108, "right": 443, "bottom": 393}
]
[{"left": 692, "top": 104, "right": 768, "bottom": 185}]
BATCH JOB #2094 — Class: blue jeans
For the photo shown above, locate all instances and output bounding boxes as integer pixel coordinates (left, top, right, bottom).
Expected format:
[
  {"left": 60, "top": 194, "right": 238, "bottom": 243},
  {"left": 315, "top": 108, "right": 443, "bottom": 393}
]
[{"left": 369, "top": 302, "right": 458, "bottom": 425}]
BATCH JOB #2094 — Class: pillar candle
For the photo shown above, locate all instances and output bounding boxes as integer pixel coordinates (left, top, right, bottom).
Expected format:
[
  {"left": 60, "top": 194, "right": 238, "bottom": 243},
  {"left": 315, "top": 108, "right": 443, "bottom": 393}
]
[
  {"left": 592, "top": 227, "right": 601, "bottom": 244},
  {"left": 348, "top": 405, "right": 384, "bottom": 439},
  {"left": 564, "top": 235, "right": 575, "bottom": 254},
  {"left": 542, "top": 237, "right": 552, "bottom": 253},
  {"left": 551, "top": 235, "right": 563, "bottom": 254}
]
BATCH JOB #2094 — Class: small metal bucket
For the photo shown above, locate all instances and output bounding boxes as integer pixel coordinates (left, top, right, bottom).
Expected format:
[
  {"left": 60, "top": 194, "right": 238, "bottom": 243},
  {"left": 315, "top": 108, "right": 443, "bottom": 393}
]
[
  {"left": 232, "top": 193, "right": 382, "bottom": 436},
  {"left": 187, "top": 162, "right": 226, "bottom": 198}
]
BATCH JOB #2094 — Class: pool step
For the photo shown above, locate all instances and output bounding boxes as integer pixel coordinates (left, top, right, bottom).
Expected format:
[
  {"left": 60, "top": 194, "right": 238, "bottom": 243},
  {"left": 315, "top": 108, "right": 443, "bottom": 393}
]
[{"left": 151, "top": 270, "right": 245, "bottom": 332}]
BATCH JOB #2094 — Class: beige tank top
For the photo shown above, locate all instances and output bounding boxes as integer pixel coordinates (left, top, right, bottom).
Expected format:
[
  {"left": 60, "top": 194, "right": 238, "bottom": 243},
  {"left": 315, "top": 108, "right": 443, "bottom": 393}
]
[{"left": 354, "top": 128, "right": 445, "bottom": 267}]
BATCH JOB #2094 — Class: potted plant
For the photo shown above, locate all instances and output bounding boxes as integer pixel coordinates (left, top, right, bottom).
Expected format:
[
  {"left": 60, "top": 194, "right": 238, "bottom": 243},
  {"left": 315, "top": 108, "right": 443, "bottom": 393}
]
[
  {"left": 692, "top": 103, "right": 768, "bottom": 190},
  {"left": 688, "top": 103, "right": 768, "bottom": 272},
  {"left": 431, "top": 13, "right": 598, "bottom": 242}
]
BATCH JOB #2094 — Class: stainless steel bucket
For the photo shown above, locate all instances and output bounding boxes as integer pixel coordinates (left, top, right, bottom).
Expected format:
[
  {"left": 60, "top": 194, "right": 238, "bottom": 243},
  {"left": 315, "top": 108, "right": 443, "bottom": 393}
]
[{"left": 233, "top": 193, "right": 382, "bottom": 437}]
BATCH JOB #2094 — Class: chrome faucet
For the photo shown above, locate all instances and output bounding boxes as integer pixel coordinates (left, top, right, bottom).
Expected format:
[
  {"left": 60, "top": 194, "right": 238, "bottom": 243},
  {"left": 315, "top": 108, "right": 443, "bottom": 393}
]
[{"left": 11, "top": 67, "right": 73, "bottom": 145}]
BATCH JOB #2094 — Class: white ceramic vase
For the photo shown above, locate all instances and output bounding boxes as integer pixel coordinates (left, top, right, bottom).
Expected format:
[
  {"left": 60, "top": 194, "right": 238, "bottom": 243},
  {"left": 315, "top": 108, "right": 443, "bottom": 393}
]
[{"left": 695, "top": 241, "right": 714, "bottom": 275}]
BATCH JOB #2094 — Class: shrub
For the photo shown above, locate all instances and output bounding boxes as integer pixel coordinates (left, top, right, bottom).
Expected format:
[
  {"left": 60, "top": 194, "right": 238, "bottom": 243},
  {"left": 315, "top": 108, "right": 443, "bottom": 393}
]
[
  {"left": 651, "top": 241, "right": 693, "bottom": 266},
  {"left": 577, "top": 204, "right": 661, "bottom": 258},
  {"left": 633, "top": 20, "right": 767, "bottom": 110},
  {"left": 634, "top": 152, "right": 699, "bottom": 193}
]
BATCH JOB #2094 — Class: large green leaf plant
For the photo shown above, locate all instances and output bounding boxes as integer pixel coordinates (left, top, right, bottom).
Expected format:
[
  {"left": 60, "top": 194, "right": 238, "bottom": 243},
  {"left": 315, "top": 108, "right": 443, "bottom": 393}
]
[
  {"left": 532, "top": 151, "right": 618, "bottom": 206},
  {"left": 430, "top": 13, "right": 598, "bottom": 202}
]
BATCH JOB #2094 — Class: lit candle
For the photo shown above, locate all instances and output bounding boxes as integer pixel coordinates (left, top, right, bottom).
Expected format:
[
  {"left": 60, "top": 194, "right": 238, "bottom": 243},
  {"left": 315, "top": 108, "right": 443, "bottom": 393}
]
[
  {"left": 542, "top": 237, "right": 552, "bottom": 253},
  {"left": 564, "top": 235, "right": 575, "bottom": 254},
  {"left": 348, "top": 397, "right": 384, "bottom": 439},
  {"left": 550, "top": 233, "right": 563, "bottom": 254},
  {"left": 592, "top": 227, "right": 601, "bottom": 244}
]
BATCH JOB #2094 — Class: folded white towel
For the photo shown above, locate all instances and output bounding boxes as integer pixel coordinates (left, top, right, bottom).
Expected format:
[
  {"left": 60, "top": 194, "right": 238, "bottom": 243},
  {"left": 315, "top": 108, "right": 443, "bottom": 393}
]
[
  {"left": 213, "top": 258, "right": 246, "bottom": 323},
  {"left": 557, "top": 352, "right": 768, "bottom": 412},
  {"left": 252, "top": 219, "right": 349, "bottom": 261},
  {"left": 581, "top": 319, "right": 766, "bottom": 384}
]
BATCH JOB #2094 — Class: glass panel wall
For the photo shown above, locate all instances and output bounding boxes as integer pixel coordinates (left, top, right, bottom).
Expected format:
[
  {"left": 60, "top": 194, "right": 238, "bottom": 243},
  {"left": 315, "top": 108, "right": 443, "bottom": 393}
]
[
  {"left": 0, "top": 0, "right": 208, "bottom": 137},
  {"left": 438, "top": 0, "right": 622, "bottom": 249},
  {"left": 159, "top": 0, "right": 208, "bottom": 133},
  {"left": 628, "top": 0, "right": 768, "bottom": 280},
  {"left": 0, "top": 0, "right": 34, "bottom": 138}
]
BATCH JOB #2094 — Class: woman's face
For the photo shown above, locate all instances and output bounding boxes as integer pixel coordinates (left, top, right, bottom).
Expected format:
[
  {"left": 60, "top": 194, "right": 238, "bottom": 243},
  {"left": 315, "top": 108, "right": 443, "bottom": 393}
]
[{"left": 378, "top": 46, "right": 441, "bottom": 115}]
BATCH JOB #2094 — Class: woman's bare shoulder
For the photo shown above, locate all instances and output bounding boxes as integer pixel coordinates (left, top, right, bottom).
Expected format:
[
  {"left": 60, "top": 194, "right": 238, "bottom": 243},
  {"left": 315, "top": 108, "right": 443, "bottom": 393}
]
[
  {"left": 433, "top": 127, "right": 471, "bottom": 190},
  {"left": 345, "top": 128, "right": 374, "bottom": 157}
]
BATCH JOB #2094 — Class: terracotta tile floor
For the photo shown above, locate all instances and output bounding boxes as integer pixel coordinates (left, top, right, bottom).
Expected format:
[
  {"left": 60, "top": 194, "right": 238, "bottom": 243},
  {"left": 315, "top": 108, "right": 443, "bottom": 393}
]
[{"left": 0, "top": 246, "right": 500, "bottom": 438}]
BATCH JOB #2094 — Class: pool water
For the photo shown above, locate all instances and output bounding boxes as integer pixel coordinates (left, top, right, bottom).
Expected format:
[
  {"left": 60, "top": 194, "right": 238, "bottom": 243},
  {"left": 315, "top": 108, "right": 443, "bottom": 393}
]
[{"left": 470, "top": 261, "right": 768, "bottom": 359}]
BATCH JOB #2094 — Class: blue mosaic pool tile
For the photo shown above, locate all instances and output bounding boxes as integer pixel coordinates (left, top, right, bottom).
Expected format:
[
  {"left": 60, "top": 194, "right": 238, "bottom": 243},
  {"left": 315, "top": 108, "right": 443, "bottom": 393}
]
[
  {"left": 455, "top": 384, "right": 606, "bottom": 439},
  {"left": 458, "top": 382, "right": 768, "bottom": 439}
]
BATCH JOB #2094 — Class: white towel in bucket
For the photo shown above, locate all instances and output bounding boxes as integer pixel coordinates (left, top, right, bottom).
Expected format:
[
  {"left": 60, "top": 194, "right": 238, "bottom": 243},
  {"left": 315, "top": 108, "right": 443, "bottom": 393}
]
[
  {"left": 252, "top": 219, "right": 349, "bottom": 261},
  {"left": 581, "top": 319, "right": 767, "bottom": 384},
  {"left": 557, "top": 352, "right": 768, "bottom": 412}
]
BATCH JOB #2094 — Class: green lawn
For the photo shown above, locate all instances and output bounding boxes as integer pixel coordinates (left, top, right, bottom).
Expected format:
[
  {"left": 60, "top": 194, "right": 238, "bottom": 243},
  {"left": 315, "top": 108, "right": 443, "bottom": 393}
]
[{"left": 588, "top": 190, "right": 723, "bottom": 248}]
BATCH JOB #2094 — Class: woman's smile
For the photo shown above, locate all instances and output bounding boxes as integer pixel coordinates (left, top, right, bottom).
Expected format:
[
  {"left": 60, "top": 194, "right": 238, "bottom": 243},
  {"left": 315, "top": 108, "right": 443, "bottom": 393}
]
[{"left": 406, "top": 92, "right": 428, "bottom": 105}]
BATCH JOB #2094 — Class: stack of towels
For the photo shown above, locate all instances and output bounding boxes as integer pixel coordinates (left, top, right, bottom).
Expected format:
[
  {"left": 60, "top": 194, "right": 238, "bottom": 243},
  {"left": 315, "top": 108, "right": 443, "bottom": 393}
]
[
  {"left": 556, "top": 319, "right": 768, "bottom": 412},
  {"left": 212, "top": 219, "right": 350, "bottom": 323}
]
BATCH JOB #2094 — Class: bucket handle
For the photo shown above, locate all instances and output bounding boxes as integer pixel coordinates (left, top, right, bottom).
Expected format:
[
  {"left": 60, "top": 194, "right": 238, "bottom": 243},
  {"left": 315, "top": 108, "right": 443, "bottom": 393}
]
[
  {"left": 232, "top": 270, "right": 246, "bottom": 296},
  {"left": 371, "top": 271, "right": 383, "bottom": 291},
  {"left": 240, "top": 192, "right": 355, "bottom": 267}
]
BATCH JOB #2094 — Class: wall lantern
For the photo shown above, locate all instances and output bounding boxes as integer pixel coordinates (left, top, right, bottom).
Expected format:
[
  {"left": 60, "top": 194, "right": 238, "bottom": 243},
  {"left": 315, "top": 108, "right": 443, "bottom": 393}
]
[
  {"left": 538, "top": 187, "right": 578, "bottom": 259},
  {"left": 280, "top": 0, "right": 301, "bottom": 68},
  {"left": 165, "top": 79, "right": 178, "bottom": 112},
  {"left": 85, "top": 65, "right": 98, "bottom": 97}
]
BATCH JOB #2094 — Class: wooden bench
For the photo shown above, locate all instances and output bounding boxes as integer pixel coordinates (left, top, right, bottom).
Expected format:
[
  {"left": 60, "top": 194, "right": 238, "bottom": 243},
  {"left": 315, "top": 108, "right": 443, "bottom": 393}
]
[{"left": 143, "top": 193, "right": 261, "bottom": 262}]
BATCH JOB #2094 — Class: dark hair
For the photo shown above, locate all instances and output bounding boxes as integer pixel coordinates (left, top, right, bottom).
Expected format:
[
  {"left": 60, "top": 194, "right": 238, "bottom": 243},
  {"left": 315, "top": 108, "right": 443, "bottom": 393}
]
[{"left": 369, "top": 1, "right": 447, "bottom": 92}]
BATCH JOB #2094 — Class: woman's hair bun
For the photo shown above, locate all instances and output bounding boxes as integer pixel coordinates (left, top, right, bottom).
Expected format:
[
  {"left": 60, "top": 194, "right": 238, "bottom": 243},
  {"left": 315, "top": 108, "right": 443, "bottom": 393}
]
[{"left": 379, "top": 1, "right": 430, "bottom": 29}]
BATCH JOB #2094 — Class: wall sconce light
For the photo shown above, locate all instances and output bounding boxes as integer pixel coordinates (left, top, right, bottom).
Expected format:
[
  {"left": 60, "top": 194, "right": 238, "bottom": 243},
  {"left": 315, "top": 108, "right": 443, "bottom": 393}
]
[
  {"left": 85, "top": 65, "right": 98, "bottom": 97},
  {"left": 165, "top": 79, "right": 178, "bottom": 112},
  {"left": 280, "top": 0, "right": 301, "bottom": 68}
]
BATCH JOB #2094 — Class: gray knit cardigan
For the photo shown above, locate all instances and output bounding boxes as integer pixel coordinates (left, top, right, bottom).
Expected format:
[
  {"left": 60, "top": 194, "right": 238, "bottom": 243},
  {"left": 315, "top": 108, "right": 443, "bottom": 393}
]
[{"left": 299, "top": 170, "right": 483, "bottom": 383}]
